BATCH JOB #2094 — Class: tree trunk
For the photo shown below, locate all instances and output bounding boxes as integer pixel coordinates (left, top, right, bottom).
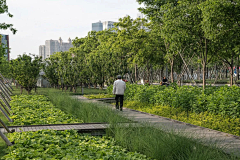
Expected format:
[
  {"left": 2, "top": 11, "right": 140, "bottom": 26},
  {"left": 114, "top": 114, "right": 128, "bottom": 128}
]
[
  {"left": 206, "top": 67, "right": 208, "bottom": 80},
  {"left": 197, "top": 57, "right": 200, "bottom": 80},
  {"left": 237, "top": 55, "right": 239, "bottom": 81},
  {"left": 230, "top": 67, "right": 233, "bottom": 86},
  {"left": 203, "top": 63, "right": 206, "bottom": 90},
  {"left": 160, "top": 67, "right": 164, "bottom": 82},
  {"left": 170, "top": 59, "right": 174, "bottom": 83},
  {"left": 230, "top": 53, "right": 234, "bottom": 86},
  {"left": 202, "top": 38, "right": 207, "bottom": 90},
  {"left": 65, "top": 86, "right": 67, "bottom": 93},
  {"left": 150, "top": 64, "right": 153, "bottom": 84},
  {"left": 135, "top": 64, "right": 138, "bottom": 83},
  {"left": 73, "top": 85, "right": 77, "bottom": 93},
  {"left": 99, "top": 83, "right": 103, "bottom": 90}
]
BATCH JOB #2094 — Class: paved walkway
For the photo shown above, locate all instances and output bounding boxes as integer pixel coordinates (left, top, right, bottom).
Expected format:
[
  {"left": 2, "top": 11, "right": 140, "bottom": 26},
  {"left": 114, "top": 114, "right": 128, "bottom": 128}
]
[{"left": 73, "top": 95, "right": 240, "bottom": 158}]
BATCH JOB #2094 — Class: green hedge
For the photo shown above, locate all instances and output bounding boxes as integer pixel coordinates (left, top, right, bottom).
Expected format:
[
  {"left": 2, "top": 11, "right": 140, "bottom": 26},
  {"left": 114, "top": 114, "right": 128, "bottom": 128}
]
[
  {"left": 108, "top": 84, "right": 240, "bottom": 118},
  {"left": 124, "top": 101, "right": 240, "bottom": 136}
]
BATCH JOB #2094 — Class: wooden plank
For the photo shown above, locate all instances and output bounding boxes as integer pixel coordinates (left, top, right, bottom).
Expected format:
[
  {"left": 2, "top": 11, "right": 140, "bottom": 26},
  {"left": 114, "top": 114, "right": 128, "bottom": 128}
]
[
  {"left": 71, "top": 125, "right": 78, "bottom": 129},
  {"left": 63, "top": 126, "right": 72, "bottom": 130},
  {"left": 3, "top": 123, "right": 119, "bottom": 133}
]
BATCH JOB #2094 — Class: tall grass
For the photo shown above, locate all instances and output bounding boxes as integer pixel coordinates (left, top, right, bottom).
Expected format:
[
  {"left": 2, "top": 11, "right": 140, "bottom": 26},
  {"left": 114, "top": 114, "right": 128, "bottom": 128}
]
[
  {"left": 107, "top": 123, "right": 238, "bottom": 160},
  {"left": 45, "top": 89, "right": 237, "bottom": 160},
  {"left": 46, "top": 89, "right": 130, "bottom": 124}
]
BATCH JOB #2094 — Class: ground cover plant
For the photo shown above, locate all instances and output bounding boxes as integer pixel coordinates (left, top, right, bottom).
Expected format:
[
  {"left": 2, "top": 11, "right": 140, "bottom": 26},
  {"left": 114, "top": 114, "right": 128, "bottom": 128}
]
[
  {"left": 84, "top": 93, "right": 114, "bottom": 99},
  {"left": 1, "top": 87, "right": 238, "bottom": 159},
  {"left": 107, "top": 84, "right": 240, "bottom": 136},
  {"left": 107, "top": 84, "right": 240, "bottom": 118},
  {"left": 2, "top": 130, "right": 151, "bottom": 160},
  {"left": 9, "top": 95, "right": 82, "bottom": 125},
  {"left": 124, "top": 101, "right": 240, "bottom": 136}
]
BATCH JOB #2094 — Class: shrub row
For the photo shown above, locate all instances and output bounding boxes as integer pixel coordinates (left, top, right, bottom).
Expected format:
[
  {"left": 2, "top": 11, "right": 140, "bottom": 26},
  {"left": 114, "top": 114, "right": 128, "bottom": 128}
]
[
  {"left": 124, "top": 101, "right": 240, "bottom": 136},
  {"left": 108, "top": 84, "right": 240, "bottom": 118}
]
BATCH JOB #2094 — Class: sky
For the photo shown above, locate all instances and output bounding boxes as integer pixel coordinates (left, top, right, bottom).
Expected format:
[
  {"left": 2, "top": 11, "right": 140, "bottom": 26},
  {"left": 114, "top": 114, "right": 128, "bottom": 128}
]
[{"left": 1, "top": 0, "right": 144, "bottom": 59}]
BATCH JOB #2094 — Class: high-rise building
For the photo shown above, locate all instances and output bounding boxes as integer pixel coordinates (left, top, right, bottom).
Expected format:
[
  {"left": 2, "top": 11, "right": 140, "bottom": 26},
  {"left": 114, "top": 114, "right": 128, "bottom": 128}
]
[
  {"left": 0, "top": 34, "right": 10, "bottom": 61},
  {"left": 92, "top": 21, "right": 118, "bottom": 32},
  {"left": 92, "top": 21, "right": 103, "bottom": 31},
  {"left": 39, "top": 37, "right": 73, "bottom": 60},
  {"left": 102, "top": 21, "right": 116, "bottom": 30}
]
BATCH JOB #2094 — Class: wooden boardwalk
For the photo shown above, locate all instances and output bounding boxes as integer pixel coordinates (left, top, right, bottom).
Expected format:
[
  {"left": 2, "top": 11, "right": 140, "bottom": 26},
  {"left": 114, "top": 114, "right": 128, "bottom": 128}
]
[
  {"left": 0, "top": 123, "right": 109, "bottom": 134},
  {"left": 0, "top": 122, "right": 139, "bottom": 134}
]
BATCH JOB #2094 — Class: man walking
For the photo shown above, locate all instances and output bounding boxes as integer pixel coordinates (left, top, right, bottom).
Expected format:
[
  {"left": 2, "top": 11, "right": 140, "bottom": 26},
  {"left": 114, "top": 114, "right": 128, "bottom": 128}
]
[{"left": 113, "top": 75, "right": 126, "bottom": 111}]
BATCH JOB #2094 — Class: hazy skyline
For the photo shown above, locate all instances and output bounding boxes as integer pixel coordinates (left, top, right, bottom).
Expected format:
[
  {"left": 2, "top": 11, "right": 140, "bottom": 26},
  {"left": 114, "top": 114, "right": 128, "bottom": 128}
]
[{"left": 1, "top": 0, "right": 143, "bottom": 59}]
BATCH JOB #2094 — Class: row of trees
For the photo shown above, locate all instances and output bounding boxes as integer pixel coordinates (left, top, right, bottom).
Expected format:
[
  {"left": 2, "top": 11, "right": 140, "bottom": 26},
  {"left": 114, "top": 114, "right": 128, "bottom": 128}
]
[
  {"left": 137, "top": 0, "right": 240, "bottom": 89},
  {"left": 43, "top": 0, "right": 240, "bottom": 90},
  {"left": 2, "top": 0, "right": 240, "bottom": 92},
  {"left": 42, "top": 16, "right": 167, "bottom": 91}
]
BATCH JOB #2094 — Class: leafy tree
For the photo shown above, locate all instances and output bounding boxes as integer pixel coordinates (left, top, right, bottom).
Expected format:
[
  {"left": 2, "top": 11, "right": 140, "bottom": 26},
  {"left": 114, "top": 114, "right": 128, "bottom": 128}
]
[
  {"left": 0, "top": 35, "right": 10, "bottom": 77},
  {"left": 0, "top": 0, "right": 17, "bottom": 34},
  {"left": 9, "top": 54, "right": 42, "bottom": 94},
  {"left": 42, "top": 56, "right": 59, "bottom": 88},
  {"left": 160, "top": 1, "right": 216, "bottom": 89},
  {"left": 200, "top": 0, "right": 240, "bottom": 86},
  {"left": 113, "top": 16, "right": 165, "bottom": 82}
]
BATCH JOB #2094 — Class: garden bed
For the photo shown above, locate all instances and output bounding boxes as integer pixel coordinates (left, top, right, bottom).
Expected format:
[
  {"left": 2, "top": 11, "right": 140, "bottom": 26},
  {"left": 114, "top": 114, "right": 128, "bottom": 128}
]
[{"left": 0, "top": 88, "right": 238, "bottom": 159}]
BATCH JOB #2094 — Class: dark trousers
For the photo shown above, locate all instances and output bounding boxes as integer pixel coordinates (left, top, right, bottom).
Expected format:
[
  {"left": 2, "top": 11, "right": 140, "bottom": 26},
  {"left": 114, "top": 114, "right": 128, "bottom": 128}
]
[{"left": 115, "top": 95, "right": 124, "bottom": 110}]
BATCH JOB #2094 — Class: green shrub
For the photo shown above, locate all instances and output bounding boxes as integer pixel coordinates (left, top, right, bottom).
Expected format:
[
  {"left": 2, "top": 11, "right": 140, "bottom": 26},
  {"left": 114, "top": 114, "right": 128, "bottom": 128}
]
[
  {"left": 124, "top": 101, "right": 240, "bottom": 136},
  {"left": 107, "top": 84, "right": 240, "bottom": 118}
]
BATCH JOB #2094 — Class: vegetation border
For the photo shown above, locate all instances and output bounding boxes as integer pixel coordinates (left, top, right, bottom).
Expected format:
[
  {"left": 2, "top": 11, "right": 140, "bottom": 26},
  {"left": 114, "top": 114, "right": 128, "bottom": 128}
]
[{"left": 125, "top": 108, "right": 240, "bottom": 140}]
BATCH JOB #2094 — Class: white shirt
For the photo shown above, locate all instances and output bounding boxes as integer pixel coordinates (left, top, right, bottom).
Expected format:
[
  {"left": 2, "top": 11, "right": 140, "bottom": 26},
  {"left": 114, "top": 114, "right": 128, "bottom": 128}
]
[{"left": 113, "top": 79, "right": 126, "bottom": 95}]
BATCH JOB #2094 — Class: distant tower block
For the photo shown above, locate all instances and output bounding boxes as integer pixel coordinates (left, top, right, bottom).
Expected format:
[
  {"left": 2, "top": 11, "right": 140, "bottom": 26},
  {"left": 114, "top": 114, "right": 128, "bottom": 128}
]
[
  {"left": 59, "top": 37, "right": 63, "bottom": 45},
  {"left": 39, "top": 37, "right": 73, "bottom": 60},
  {"left": 68, "top": 37, "right": 72, "bottom": 44}
]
